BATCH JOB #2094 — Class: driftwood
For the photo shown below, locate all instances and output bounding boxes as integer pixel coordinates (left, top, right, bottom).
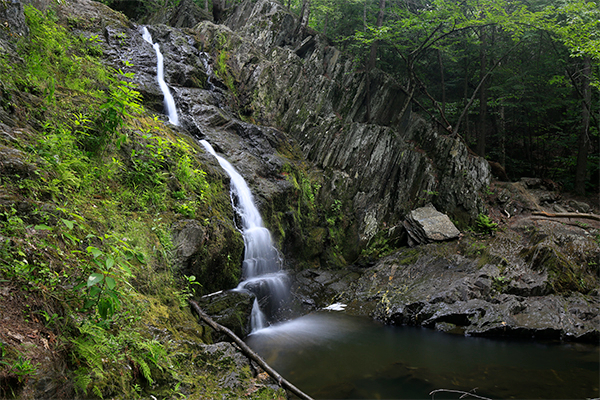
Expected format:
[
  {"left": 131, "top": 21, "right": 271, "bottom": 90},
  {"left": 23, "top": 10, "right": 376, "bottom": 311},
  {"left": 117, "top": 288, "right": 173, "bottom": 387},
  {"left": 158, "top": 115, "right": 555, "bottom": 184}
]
[
  {"left": 189, "top": 300, "right": 314, "bottom": 400},
  {"left": 532, "top": 211, "right": 600, "bottom": 222},
  {"left": 430, "top": 388, "right": 492, "bottom": 400}
]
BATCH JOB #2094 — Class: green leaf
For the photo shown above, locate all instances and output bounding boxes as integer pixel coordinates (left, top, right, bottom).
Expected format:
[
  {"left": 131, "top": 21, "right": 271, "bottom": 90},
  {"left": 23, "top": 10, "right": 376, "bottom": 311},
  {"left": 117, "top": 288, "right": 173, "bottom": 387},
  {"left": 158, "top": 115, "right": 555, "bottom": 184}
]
[
  {"left": 87, "top": 273, "right": 104, "bottom": 287},
  {"left": 83, "top": 299, "right": 96, "bottom": 310},
  {"left": 105, "top": 276, "right": 116, "bottom": 290},
  {"left": 87, "top": 246, "right": 102, "bottom": 259},
  {"left": 61, "top": 218, "right": 75, "bottom": 230},
  {"left": 89, "top": 286, "right": 102, "bottom": 297},
  {"left": 105, "top": 257, "right": 115, "bottom": 269},
  {"left": 98, "top": 299, "right": 111, "bottom": 320},
  {"left": 34, "top": 224, "right": 53, "bottom": 231}
]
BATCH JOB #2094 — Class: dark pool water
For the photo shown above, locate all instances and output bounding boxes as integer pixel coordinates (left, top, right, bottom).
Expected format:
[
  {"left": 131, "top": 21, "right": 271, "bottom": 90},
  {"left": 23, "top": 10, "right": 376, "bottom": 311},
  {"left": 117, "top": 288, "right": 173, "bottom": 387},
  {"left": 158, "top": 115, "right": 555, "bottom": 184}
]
[{"left": 245, "top": 312, "right": 599, "bottom": 399}]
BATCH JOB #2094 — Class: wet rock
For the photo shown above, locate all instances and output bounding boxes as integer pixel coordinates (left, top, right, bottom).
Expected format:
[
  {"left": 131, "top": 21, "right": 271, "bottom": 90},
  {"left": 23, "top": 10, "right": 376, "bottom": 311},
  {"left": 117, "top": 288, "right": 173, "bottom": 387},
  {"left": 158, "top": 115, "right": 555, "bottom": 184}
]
[
  {"left": 307, "top": 233, "right": 599, "bottom": 342},
  {"left": 196, "top": 290, "right": 254, "bottom": 340},
  {"left": 403, "top": 205, "right": 460, "bottom": 246}
]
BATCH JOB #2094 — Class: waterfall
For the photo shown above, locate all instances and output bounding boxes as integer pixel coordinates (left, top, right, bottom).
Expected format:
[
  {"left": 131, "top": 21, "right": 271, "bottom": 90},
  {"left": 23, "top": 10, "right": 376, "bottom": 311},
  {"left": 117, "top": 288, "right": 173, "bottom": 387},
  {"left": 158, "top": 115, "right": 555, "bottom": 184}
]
[
  {"left": 200, "top": 52, "right": 214, "bottom": 90},
  {"left": 141, "top": 27, "right": 179, "bottom": 126},
  {"left": 200, "top": 140, "right": 288, "bottom": 332}
]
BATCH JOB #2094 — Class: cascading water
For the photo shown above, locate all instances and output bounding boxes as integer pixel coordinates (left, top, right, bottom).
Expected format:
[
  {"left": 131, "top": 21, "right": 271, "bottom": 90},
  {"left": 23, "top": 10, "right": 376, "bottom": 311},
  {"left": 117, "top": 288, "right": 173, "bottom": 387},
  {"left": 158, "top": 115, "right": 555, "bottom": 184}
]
[
  {"left": 141, "top": 27, "right": 179, "bottom": 126},
  {"left": 199, "top": 52, "right": 214, "bottom": 90},
  {"left": 200, "top": 140, "right": 288, "bottom": 333},
  {"left": 140, "top": 27, "right": 285, "bottom": 332}
]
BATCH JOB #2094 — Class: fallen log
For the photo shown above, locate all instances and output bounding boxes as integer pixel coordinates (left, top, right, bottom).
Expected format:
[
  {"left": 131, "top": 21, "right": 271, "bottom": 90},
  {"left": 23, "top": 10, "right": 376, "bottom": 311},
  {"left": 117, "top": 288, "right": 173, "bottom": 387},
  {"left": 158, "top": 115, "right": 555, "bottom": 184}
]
[
  {"left": 189, "top": 300, "right": 314, "bottom": 400},
  {"left": 532, "top": 211, "right": 600, "bottom": 221}
]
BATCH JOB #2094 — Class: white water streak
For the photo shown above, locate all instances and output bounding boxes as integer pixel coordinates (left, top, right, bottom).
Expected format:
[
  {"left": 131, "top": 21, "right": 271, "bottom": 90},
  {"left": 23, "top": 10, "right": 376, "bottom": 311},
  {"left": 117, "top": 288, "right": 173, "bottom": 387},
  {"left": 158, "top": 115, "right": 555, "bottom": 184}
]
[
  {"left": 142, "top": 27, "right": 179, "bottom": 125},
  {"left": 199, "top": 140, "right": 288, "bottom": 331}
]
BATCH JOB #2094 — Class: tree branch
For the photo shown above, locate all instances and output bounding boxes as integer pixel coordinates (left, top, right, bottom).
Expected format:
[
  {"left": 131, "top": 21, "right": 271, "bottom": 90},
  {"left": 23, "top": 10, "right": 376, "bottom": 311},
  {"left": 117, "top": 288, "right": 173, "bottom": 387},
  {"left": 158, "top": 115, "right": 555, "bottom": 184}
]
[
  {"left": 532, "top": 211, "right": 600, "bottom": 221},
  {"left": 430, "top": 388, "right": 492, "bottom": 400},
  {"left": 188, "top": 300, "right": 314, "bottom": 400}
]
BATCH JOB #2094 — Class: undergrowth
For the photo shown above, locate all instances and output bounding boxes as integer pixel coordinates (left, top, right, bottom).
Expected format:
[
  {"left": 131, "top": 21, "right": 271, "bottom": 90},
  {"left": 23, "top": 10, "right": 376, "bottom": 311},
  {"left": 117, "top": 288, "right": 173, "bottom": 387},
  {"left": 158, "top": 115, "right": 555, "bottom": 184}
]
[{"left": 0, "top": 5, "right": 276, "bottom": 399}]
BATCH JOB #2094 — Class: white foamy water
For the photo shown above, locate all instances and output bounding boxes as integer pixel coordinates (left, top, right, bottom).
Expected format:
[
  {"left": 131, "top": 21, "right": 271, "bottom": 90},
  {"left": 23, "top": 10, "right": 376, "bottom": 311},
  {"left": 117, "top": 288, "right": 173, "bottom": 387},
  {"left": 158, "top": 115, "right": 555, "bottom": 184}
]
[
  {"left": 142, "top": 27, "right": 179, "bottom": 125},
  {"left": 200, "top": 140, "right": 288, "bottom": 332}
]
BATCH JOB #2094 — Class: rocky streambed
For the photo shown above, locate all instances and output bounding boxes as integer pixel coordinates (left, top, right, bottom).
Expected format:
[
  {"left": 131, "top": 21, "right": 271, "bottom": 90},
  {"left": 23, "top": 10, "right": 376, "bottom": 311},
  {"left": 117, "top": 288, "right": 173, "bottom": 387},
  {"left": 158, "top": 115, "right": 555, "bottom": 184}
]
[{"left": 290, "top": 180, "right": 599, "bottom": 342}]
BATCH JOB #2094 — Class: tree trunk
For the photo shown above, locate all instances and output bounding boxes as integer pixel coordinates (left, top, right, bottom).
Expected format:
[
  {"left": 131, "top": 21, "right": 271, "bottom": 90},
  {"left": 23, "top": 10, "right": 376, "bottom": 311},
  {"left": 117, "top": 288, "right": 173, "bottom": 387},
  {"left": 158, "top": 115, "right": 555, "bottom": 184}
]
[
  {"left": 212, "top": 0, "right": 224, "bottom": 22},
  {"left": 575, "top": 56, "right": 591, "bottom": 195},
  {"left": 366, "top": 0, "right": 385, "bottom": 122},
  {"left": 499, "top": 103, "right": 506, "bottom": 168},
  {"left": 363, "top": 0, "right": 369, "bottom": 31},
  {"left": 367, "top": 0, "right": 385, "bottom": 71},
  {"left": 205, "top": 0, "right": 209, "bottom": 11},
  {"left": 476, "top": 26, "right": 488, "bottom": 157},
  {"left": 298, "top": 0, "right": 311, "bottom": 32},
  {"left": 438, "top": 48, "right": 446, "bottom": 122}
]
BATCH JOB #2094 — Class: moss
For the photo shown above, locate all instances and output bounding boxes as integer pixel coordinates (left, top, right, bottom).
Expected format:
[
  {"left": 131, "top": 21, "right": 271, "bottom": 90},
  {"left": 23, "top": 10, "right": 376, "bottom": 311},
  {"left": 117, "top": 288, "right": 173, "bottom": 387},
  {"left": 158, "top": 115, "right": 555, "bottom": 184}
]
[{"left": 521, "top": 244, "right": 594, "bottom": 293}]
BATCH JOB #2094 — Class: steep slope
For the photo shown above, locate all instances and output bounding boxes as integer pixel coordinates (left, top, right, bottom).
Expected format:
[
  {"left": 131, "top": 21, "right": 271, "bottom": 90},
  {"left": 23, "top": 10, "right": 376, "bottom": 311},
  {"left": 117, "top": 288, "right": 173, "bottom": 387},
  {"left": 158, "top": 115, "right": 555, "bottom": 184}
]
[{"left": 0, "top": 0, "right": 286, "bottom": 398}]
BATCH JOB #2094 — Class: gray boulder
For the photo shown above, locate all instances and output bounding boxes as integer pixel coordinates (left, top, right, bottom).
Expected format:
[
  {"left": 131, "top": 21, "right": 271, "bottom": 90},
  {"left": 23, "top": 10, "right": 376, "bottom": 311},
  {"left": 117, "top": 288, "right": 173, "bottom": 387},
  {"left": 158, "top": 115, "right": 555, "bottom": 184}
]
[{"left": 403, "top": 205, "right": 460, "bottom": 246}]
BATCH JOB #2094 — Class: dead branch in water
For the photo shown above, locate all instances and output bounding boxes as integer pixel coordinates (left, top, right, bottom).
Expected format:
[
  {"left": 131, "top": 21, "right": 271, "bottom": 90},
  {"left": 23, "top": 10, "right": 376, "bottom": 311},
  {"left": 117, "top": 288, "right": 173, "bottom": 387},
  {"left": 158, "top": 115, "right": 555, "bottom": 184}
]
[
  {"left": 430, "top": 388, "right": 492, "bottom": 400},
  {"left": 189, "top": 300, "right": 314, "bottom": 400}
]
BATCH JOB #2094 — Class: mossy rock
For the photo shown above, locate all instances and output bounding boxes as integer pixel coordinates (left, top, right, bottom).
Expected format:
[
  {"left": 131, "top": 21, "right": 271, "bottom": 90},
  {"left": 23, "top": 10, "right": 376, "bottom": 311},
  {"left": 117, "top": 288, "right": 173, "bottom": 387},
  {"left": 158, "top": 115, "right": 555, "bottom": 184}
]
[
  {"left": 521, "top": 243, "right": 592, "bottom": 293},
  {"left": 195, "top": 290, "right": 254, "bottom": 340},
  {"left": 174, "top": 218, "right": 244, "bottom": 294}
]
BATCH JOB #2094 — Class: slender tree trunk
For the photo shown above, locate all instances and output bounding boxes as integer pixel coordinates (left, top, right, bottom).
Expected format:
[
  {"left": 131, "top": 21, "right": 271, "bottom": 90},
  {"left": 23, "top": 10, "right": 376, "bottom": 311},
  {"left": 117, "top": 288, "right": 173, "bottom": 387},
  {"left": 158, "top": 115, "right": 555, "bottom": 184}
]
[
  {"left": 476, "top": 26, "right": 488, "bottom": 157},
  {"left": 575, "top": 56, "right": 591, "bottom": 195},
  {"left": 463, "top": 57, "right": 470, "bottom": 142},
  {"left": 287, "top": 0, "right": 291, "bottom": 11},
  {"left": 298, "top": 0, "right": 311, "bottom": 32},
  {"left": 205, "top": 0, "right": 209, "bottom": 10},
  {"left": 499, "top": 103, "right": 506, "bottom": 168},
  {"left": 363, "top": 0, "right": 369, "bottom": 31},
  {"left": 438, "top": 48, "right": 446, "bottom": 123},
  {"left": 367, "top": 0, "right": 385, "bottom": 71}
]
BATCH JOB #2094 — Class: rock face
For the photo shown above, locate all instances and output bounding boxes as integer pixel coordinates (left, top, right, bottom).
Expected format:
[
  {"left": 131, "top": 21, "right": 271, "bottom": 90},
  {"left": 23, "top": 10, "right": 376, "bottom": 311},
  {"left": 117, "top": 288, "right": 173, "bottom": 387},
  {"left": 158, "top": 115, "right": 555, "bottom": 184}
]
[
  {"left": 191, "top": 0, "right": 491, "bottom": 249},
  {"left": 86, "top": 0, "right": 492, "bottom": 265}
]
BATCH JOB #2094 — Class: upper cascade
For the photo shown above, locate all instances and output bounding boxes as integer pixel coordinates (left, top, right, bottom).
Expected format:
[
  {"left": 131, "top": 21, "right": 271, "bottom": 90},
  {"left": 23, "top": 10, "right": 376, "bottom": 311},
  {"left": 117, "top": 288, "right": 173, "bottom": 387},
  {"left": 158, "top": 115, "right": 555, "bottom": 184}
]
[{"left": 141, "top": 26, "right": 179, "bottom": 126}]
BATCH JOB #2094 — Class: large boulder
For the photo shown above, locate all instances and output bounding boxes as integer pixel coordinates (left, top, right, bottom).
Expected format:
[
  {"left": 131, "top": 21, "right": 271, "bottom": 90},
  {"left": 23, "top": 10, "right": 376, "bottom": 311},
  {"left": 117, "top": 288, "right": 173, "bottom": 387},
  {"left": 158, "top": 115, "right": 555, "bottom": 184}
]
[{"left": 403, "top": 205, "right": 460, "bottom": 246}]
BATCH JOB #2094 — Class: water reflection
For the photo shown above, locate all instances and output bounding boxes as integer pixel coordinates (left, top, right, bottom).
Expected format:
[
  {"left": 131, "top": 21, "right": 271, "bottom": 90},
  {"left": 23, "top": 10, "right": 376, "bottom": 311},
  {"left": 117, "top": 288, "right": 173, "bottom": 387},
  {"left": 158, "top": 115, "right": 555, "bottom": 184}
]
[{"left": 246, "top": 312, "right": 599, "bottom": 399}]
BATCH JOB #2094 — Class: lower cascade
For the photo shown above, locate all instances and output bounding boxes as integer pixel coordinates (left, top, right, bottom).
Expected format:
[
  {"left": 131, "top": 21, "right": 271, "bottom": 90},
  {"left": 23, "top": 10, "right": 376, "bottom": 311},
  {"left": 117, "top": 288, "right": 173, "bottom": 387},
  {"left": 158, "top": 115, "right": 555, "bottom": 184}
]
[{"left": 200, "top": 140, "right": 288, "bottom": 332}]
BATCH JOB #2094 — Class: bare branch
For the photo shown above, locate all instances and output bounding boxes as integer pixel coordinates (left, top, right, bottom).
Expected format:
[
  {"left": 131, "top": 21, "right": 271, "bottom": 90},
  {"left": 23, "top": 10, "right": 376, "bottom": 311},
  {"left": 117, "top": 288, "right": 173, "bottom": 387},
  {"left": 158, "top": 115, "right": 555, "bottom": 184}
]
[
  {"left": 189, "top": 300, "right": 314, "bottom": 400},
  {"left": 430, "top": 388, "right": 492, "bottom": 400}
]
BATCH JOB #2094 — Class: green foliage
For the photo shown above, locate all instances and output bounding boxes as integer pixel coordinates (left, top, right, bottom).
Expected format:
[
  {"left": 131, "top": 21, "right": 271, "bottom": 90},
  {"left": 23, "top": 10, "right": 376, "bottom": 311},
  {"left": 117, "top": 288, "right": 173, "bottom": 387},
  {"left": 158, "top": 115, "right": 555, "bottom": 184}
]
[
  {"left": 90, "top": 66, "right": 143, "bottom": 153},
  {"left": 475, "top": 213, "right": 498, "bottom": 234},
  {"left": 0, "top": 354, "right": 38, "bottom": 384},
  {"left": 74, "top": 241, "right": 136, "bottom": 322},
  {"left": 71, "top": 320, "right": 169, "bottom": 398}
]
